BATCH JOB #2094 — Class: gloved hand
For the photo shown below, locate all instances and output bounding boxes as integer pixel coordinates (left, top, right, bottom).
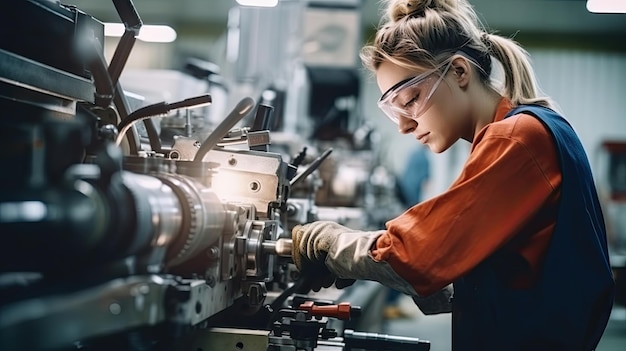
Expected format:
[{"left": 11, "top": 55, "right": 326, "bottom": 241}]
[
  {"left": 291, "top": 221, "right": 453, "bottom": 314},
  {"left": 291, "top": 221, "right": 357, "bottom": 291}
]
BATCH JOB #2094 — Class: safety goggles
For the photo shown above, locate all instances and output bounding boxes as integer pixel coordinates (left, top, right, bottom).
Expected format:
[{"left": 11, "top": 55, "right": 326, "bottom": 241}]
[{"left": 377, "top": 59, "right": 454, "bottom": 125}]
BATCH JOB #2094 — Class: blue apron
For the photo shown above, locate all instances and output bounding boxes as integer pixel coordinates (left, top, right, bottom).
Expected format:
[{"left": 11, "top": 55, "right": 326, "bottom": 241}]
[{"left": 452, "top": 105, "right": 615, "bottom": 350}]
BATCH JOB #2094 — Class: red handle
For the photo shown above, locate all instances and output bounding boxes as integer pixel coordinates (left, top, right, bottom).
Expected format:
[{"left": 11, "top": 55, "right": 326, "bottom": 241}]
[{"left": 298, "top": 301, "right": 353, "bottom": 320}]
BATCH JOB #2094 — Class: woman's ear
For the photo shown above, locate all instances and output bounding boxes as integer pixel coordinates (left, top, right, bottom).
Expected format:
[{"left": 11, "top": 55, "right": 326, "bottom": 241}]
[{"left": 451, "top": 57, "right": 471, "bottom": 90}]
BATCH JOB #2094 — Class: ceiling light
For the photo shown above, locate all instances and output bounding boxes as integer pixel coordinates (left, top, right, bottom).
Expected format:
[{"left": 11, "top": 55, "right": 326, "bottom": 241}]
[
  {"left": 104, "top": 23, "right": 177, "bottom": 43},
  {"left": 587, "top": 0, "right": 626, "bottom": 13},
  {"left": 236, "top": 0, "right": 279, "bottom": 7}
]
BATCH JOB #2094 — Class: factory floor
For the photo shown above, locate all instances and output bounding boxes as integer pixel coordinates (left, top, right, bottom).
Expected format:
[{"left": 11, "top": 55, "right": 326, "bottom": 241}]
[{"left": 380, "top": 294, "right": 626, "bottom": 351}]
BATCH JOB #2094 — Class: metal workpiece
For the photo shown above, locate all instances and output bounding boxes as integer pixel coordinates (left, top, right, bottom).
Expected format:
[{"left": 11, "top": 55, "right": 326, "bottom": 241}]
[
  {"left": 342, "top": 330, "right": 430, "bottom": 351},
  {"left": 263, "top": 238, "right": 294, "bottom": 258}
]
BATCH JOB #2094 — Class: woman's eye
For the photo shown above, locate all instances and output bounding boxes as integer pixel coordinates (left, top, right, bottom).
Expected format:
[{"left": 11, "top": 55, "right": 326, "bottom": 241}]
[{"left": 404, "top": 94, "right": 419, "bottom": 108}]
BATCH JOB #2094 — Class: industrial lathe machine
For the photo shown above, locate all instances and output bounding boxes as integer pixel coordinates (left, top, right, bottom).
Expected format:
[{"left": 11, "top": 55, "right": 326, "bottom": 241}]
[{"left": 0, "top": 1, "right": 429, "bottom": 350}]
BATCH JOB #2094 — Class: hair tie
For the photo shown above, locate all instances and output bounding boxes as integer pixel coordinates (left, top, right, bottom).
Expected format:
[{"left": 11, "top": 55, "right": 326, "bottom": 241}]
[
  {"left": 481, "top": 32, "right": 491, "bottom": 45},
  {"left": 391, "top": 0, "right": 427, "bottom": 22}
]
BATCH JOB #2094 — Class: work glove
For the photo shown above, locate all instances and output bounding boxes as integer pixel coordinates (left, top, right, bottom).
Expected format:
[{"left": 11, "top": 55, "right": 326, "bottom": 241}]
[
  {"left": 291, "top": 221, "right": 453, "bottom": 314},
  {"left": 412, "top": 284, "right": 453, "bottom": 315},
  {"left": 291, "top": 221, "right": 360, "bottom": 291}
]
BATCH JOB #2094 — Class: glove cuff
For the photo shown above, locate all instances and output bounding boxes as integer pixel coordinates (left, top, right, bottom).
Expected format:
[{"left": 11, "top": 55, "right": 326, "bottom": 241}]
[
  {"left": 412, "top": 285, "right": 453, "bottom": 315},
  {"left": 326, "top": 230, "right": 416, "bottom": 294},
  {"left": 326, "top": 231, "right": 452, "bottom": 314}
]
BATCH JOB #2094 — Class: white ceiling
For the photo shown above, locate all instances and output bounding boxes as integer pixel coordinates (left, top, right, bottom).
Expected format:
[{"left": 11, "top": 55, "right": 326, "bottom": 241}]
[{"left": 64, "top": 0, "right": 626, "bottom": 35}]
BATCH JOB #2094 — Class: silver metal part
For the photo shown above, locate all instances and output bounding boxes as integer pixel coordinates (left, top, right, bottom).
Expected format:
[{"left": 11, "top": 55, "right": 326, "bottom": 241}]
[
  {"left": 247, "top": 130, "right": 271, "bottom": 148},
  {"left": 170, "top": 136, "right": 201, "bottom": 161},
  {"left": 158, "top": 174, "right": 225, "bottom": 267},
  {"left": 0, "top": 276, "right": 171, "bottom": 351},
  {"left": 242, "top": 219, "right": 277, "bottom": 280},
  {"left": 263, "top": 238, "right": 293, "bottom": 257},
  {"left": 204, "top": 149, "right": 288, "bottom": 216},
  {"left": 220, "top": 204, "right": 255, "bottom": 281},
  {"left": 193, "top": 97, "right": 255, "bottom": 162},
  {"left": 172, "top": 279, "right": 238, "bottom": 326},
  {"left": 177, "top": 327, "right": 269, "bottom": 351},
  {"left": 121, "top": 172, "right": 183, "bottom": 255}
]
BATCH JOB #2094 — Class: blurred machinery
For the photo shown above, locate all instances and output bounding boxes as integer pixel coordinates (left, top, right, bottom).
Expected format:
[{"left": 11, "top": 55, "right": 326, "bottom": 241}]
[
  {"left": 226, "top": 0, "right": 403, "bottom": 230},
  {"left": 598, "top": 141, "right": 626, "bottom": 306},
  {"left": 0, "top": 0, "right": 426, "bottom": 350}
]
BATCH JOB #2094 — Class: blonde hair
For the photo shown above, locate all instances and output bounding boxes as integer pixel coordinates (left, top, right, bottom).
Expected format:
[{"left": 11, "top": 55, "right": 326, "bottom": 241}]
[{"left": 360, "top": 0, "right": 552, "bottom": 108}]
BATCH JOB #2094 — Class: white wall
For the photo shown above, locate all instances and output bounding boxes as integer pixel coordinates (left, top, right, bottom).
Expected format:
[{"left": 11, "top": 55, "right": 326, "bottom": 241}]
[
  {"left": 361, "top": 49, "right": 626, "bottom": 199},
  {"left": 530, "top": 49, "right": 626, "bottom": 169}
]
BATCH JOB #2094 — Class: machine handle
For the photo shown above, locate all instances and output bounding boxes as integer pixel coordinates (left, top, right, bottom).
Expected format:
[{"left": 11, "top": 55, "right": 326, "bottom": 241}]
[
  {"left": 298, "top": 301, "right": 360, "bottom": 321},
  {"left": 289, "top": 148, "right": 333, "bottom": 187}
]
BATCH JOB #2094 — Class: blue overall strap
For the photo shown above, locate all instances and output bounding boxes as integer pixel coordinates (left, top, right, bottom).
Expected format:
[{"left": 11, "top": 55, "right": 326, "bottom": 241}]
[
  {"left": 450, "top": 105, "right": 615, "bottom": 350},
  {"left": 504, "top": 105, "right": 614, "bottom": 348}
]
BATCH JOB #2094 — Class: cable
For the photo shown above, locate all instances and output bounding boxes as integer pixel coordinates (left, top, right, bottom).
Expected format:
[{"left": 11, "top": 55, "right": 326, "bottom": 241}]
[{"left": 114, "top": 94, "right": 212, "bottom": 147}]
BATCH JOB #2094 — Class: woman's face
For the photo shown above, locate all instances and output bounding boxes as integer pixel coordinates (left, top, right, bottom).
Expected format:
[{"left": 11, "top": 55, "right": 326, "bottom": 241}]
[{"left": 376, "top": 59, "right": 469, "bottom": 153}]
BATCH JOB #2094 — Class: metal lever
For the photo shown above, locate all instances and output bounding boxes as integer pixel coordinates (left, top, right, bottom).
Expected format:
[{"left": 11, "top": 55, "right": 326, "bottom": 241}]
[
  {"left": 251, "top": 104, "right": 274, "bottom": 132},
  {"left": 289, "top": 148, "right": 333, "bottom": 187},
  {"left": 249, "top": 104, "right": 274, "bottom": 152},
  {"left": 193, "top": 97, "right": 256, "bottom": 162},
  {"left": 108, "top": 0, "right": 142, "bottom": 86}
]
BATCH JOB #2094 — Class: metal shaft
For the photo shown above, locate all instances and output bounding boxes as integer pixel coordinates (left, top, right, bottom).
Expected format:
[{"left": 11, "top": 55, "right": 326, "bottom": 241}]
[{"left": 262, "top": 238, "right": 293, "bottom": 257}]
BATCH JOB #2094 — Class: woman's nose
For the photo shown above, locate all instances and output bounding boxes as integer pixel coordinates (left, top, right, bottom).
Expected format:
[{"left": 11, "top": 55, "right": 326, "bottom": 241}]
[{"left": 397, "top": 115, "right": 417, "bottom": 134}]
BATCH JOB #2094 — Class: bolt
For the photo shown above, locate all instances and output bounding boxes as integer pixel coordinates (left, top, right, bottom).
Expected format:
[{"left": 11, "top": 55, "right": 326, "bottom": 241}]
[
  {"left": 206, "top": 275, "right": 216, "bottom": 288},
  {"left": 109, "top": 302, "right": 122, "bottom": 315},
  {"left": 287, "top": 203, "right": 298, "bottom": 216},
  {"left": 206, "top": 246, "right": 220, "bottom": 259}
]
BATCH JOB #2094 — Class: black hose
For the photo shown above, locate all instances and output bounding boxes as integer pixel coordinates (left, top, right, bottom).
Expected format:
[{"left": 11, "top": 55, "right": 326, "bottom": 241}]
[{"left": 114, "top": 94, "right": 212, "bottom": 147}]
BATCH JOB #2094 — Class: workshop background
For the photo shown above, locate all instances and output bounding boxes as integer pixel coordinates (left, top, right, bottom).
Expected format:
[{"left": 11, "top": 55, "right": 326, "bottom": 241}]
[
  {"left": 67, "top": 0, "right": 626, "bottom": 198},
  {"left": 2, "top": 0, "right": 625, "bottom": 350}
]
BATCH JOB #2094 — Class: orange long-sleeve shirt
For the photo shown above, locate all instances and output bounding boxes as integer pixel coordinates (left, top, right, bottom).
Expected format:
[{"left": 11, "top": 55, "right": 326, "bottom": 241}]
[{"left": 371, "top": 99, "right": 562, "bottom": 296}]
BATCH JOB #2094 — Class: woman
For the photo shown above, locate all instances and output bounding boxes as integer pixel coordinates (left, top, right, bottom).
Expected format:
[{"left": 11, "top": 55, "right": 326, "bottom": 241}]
[{"left": 291, "top": 0, "right": 615, "bottom": 349}]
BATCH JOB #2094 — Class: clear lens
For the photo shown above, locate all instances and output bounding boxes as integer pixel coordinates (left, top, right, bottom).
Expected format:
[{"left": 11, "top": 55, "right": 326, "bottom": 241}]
[{"left": 377, "top": 60, "right": 453, "bottom": 125}]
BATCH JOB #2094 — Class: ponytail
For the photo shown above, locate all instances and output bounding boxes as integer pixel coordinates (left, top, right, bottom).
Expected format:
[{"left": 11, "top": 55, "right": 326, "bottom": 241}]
[
  {"left": 482, "top": 33, "right": 552, "bottom": 108},
  {"left": 361, "top": 0, "right": 553, "bottom": 109}
]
